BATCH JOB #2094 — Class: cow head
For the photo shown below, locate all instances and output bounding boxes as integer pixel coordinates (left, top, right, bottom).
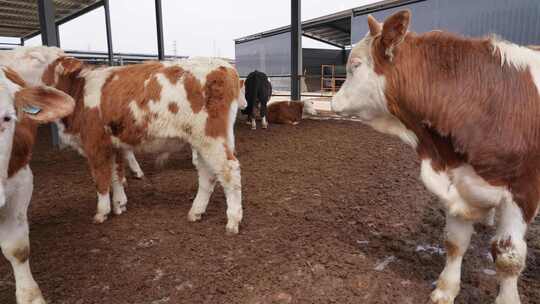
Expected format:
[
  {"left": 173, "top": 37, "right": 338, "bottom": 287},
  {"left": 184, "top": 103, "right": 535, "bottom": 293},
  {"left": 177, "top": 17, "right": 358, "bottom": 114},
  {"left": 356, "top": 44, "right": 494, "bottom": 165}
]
[
  {"left": 332, "top": 10, "right": 411, "bottom": 124},
  {"left": 41, "top": 56, "right": 84, "bottom": 88},
  {"left": 0, "top": 67, "right": 75, "bottom": 208},
  {"left": 0, "top": 46, "right": 66, "bottom": 86}
]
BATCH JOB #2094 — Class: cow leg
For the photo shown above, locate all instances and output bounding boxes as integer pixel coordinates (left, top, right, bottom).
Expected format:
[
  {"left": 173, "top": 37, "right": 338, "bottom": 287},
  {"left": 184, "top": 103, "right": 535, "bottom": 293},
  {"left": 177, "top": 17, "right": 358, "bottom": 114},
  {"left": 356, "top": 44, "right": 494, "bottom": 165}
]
[
  {"left": 88, "top": 153, "right": 114, "bottom": 224},
  {"left": 492, "top": 200, "right": 527, "bottom": 304},
  {"left": 195, "top": 142, "right": 242, "bottom": 234},
  {"left": 124, "top": 150, "right": 144, "bottom": 179},
  {"left": 431, "top": 214, "right": 474, "bottom": 304},
  {"left": 187, "top": 149, "right": 217, "bottom": 222},
  {"left": 0, "top": 169, "right": 45, "bottom": 304},
  {"left": 260, "top": 101, "right": 268, "bottom": 129},
  {"left": 155, "top": 152, "right": 171, "bottom": 168},
  {"left": 112, "top": 151, "right": 128, "bottom": 216}
]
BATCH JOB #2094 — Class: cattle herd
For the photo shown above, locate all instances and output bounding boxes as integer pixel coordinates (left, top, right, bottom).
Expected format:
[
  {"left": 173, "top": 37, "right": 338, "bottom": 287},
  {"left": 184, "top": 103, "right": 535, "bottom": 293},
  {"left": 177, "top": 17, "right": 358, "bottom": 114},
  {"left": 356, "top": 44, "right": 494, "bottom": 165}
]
[{"left": 0, "top": 10, "right": 538, "bottom": 304}]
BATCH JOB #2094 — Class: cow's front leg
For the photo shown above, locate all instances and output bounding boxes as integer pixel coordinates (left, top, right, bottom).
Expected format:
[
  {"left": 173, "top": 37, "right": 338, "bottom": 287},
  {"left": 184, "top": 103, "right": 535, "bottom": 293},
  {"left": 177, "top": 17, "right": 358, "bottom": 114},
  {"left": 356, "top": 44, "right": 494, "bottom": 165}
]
[
  {"left": 431, "top": 214, "right": 474, "bottom": 304},
  {"left": 0, "top": 169, "right": 46, "bottom": 304},
  {"left": 492, "top": 200, "right": 527, "bottom": 304},
  {"left": 88, "top": 151, "right": 114, "bottom": 223},
  {"left": 187, "top": 149, "right": 217, "bottom": 222},
  {"left": 195, "top": 141, "right": 242, "bottom": 234}
]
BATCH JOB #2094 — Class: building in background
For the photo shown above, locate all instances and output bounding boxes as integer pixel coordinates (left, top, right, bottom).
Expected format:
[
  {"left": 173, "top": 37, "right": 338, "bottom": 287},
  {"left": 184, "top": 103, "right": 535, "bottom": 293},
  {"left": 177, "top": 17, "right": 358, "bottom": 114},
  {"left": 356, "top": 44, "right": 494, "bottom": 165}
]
[{"left": 235, "top": 0, "right": 540, "bottom": 92}]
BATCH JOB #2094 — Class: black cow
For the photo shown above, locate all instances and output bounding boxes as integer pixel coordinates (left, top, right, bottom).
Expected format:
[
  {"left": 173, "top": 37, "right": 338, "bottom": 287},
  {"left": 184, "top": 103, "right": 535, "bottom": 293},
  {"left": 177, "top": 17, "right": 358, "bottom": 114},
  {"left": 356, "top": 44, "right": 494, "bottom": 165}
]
[{"left": 241, "top": 70, "right": 272, "bottom": 129}]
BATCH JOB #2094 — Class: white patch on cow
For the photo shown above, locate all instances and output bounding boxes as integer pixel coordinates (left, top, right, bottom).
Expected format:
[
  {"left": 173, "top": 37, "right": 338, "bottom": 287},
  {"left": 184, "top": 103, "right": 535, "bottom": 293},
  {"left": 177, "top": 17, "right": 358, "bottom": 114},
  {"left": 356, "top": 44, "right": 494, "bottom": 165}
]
[
  {"left": 124, "top": 150, "right": 144, "bottom": 178},
  {"left": 0, "top": 69, "right": 19, "bottom": 208},
  {"left": 369, "top": 115, "right": 418, "bottom": 148},
  {"left": 302, "top": 100, "right": 317, "bottom": 116},
  {"left": 0, "top": 46, "right": 65, "bottom": 86},
  {"left": 420, "top": 159, "right": 508, "bottom": 220},
  {"left": 491, "top": 37, "right": 540, "bottom": 95},
  {"left": 55, "top": 121, "right": 85, "bottom": 156},
  {"left": 0, "top": 166, "right": 46, "bottom": 304},
  {"left": 94, "top": 192, "right": 111, "bottom": 223},
  {"left": 82, "top": 68, "right": 115, "bottom": 109}
]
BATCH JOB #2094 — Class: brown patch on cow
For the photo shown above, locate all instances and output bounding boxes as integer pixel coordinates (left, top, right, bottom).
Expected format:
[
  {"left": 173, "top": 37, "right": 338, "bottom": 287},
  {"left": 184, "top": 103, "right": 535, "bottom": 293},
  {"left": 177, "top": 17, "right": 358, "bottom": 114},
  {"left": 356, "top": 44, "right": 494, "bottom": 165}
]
[
  {"left": 370, "top": 28, "right": 540, "bottom": 222},
  {"left": 168, "top": 103, "right": 179, "bottom": 114},
  {"left": 163, "top": 66, "right": 185, "bottom": 84},
  {"left": 184, "top": 72, "right": 205, "bottom": 113},
  {"left": 267, "top": 101, "right": 304, "bottom": 125},
  {"left": 444, "top": 240, "right": 460, "bottom": 260},
  {"left": 7, "top": 118, "right": 37, "bottom": 178},
  {"left": 3, "top": 67, "right": 26, "bottom": 87},
  {"left": 41, "top": 57, "right": 84, "bottom": 86},
  {"left": 203, "top": 67, "right": 240, "bottom": 138},
  {"left": 12, "top": 246, "right": 30, "bottom": 264},
  {"left": 99, "top": 61, "right": 164, "bottom": 146}
]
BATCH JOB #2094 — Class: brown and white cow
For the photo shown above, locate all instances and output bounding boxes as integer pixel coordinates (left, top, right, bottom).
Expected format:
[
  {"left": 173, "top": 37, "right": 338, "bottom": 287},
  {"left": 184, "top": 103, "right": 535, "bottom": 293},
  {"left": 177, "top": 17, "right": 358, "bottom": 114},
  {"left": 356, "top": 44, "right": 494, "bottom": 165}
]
[
  {"left": 0, "top": 46, "right": 147, "bottom": 180},
  {"left": 266, "top": 100, "right": 317, "bottom": 125},
  {"left": 41, "top": 55, "right": 246, "bottom": 234},
  {"left": 0, "top": 67, "right": 75, "bottom": 304},
  {"left": 332, "top": 10, "right": 540, "bottom": 304}
]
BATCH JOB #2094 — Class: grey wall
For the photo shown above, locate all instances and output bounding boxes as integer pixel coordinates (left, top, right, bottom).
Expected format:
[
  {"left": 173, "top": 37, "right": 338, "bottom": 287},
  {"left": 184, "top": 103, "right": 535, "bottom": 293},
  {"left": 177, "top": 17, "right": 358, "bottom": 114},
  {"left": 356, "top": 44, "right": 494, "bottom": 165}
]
[
  {"left": 351, "top": 0, "right": 540, "bottom": 45},
  {"left": 235, "top": 32, "right": 291, "bottom": 77}
]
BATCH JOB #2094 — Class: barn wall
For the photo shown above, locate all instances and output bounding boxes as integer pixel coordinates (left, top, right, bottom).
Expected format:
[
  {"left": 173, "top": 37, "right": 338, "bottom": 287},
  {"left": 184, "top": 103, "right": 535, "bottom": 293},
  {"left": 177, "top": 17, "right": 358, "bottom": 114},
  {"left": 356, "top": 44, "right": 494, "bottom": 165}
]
[{"left": 351, "top": 0, "right": 540, "bottom": 45}]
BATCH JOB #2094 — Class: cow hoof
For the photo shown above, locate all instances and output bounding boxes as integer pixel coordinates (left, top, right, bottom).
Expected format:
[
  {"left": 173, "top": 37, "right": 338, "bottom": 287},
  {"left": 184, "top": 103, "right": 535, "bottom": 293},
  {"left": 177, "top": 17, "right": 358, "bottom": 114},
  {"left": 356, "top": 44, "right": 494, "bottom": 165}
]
[
  {"left": 187, "top": 212, "right": 203, "bottom": 222},
  {"left": 430, "top": 289, "right": 455, "bottom": 304},
  {"left": 112, "top": 205, "right": 124, "bottom": 215},
  {"left": 17, "top": 287, "right": 46, "bottom": 304},
  {"left": 134, "top": 172, "right": 144, "bottom": 179},
  {"left": 93, "top": 213, "right": 108, "bottom": 224},
  {"left": 225, "top": 222, "right": 240, "bottom": 235},
  {"left": 262, "top": 123, "right": 268, "bottom": 129}
]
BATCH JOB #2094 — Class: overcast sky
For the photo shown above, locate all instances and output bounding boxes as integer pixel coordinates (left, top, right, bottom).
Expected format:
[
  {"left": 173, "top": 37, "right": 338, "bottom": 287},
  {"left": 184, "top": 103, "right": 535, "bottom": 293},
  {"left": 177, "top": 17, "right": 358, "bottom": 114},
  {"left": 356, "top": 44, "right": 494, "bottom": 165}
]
[{"left": 1, "top": 0, "right": 378, "bottom": 58}]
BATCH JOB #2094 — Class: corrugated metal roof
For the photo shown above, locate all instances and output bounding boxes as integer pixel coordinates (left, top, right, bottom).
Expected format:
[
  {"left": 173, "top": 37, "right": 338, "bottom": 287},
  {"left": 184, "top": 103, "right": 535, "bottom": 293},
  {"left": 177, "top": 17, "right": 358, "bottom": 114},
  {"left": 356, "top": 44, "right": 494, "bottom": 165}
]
[
  {"left": 0, "top": 0, "right": 103, "bottom": 38},
  {"left": 234, "top": 0, "right": 423, "bottom": 48}
]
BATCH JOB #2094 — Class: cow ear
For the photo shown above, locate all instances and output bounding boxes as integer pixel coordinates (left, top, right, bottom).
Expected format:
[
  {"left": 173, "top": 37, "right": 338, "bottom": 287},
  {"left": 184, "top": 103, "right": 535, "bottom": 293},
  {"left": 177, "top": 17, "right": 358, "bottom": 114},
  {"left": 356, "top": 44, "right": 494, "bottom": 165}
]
[
  {"left": 15, "top": 86, "right": 75, "bottom": 123},
  {"left": 380, "top": 10, "right": 410, "bottom": 60},
  {"left": 59, "top": 57, "right": 83, "bottom": 75},
  {"left": 367, "top": 15, "right": 382, "bottom": 36}
]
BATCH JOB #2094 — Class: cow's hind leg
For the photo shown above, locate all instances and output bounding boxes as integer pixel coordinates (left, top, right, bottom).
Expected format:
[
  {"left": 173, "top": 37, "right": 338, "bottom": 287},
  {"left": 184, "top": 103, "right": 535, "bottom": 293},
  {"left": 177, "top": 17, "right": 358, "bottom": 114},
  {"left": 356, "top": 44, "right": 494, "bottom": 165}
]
[
  {"left": 195, "top": 141, "right": 242, "bottom": 234},
  {"left": 431, "top": 214, "right": 474, "bottom": 304},
  {"left": 0, "top": 169, "right": 45, "bottom": 304},
  {"left": 188, "top": 149, "right": 217, "bottom": 222},
  {"left": 112, "top": 150, "right": 128, "bottom": 215},
  {"left": 492, "top": 200, "right": 527, "bottom": 304},
  {"left": 260, "top": 100, "right": 268, "bottom": 129},
  {"left": 124, "top": 150, "right": 144, "bottom": 179}
]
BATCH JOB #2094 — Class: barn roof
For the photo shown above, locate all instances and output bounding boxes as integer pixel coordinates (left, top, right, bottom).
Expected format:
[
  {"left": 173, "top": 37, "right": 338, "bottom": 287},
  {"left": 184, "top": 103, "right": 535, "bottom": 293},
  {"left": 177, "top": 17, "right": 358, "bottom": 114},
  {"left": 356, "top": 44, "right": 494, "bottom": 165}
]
[
  {"left": 0, "top": 0, "right": 103, "bottom": 39},
  {"left": 234, "top": 0, "right": 423, "bottom": 48}
]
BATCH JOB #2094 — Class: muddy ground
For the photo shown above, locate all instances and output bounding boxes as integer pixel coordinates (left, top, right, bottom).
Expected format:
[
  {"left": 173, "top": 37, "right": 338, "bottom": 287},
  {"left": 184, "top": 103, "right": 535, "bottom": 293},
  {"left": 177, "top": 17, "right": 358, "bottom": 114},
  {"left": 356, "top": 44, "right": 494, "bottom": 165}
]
[{"left": 0, "top": 119, "right": 539, "bottom": 304}]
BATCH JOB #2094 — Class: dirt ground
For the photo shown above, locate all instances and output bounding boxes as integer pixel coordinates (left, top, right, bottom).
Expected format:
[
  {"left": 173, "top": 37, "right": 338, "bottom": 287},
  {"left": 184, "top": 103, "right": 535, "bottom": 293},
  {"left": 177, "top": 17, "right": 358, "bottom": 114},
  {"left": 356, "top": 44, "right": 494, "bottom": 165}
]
[{"left": 0, "top": 119, "right": 539, "bottom": 304}]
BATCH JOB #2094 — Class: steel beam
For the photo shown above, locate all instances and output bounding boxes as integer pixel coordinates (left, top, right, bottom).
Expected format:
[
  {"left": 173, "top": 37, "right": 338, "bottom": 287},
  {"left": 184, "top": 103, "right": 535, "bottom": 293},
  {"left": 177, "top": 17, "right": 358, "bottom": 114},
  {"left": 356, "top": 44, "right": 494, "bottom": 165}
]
[
  {"left": 37, "top": 0, "right": 60, "bottom": 148},
  {"left": 104, "top": 0, "right": 114, "bottom": 65},
  {"left": 291, "top": 0, "right": 302, "bottom": 101},
  {"left": 155, "top": 0, "right": 165, "bottom": 60}
]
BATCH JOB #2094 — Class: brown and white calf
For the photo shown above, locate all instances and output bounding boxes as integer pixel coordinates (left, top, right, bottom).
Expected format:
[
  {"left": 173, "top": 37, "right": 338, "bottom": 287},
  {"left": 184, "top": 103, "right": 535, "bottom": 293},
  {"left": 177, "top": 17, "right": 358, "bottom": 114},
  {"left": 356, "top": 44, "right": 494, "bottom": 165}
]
[
  {"left": 0, "top": 67, "right": 74, "bottom": 303},
  {"left": 0, "top": 46, "right": 147, "bottom": 179},
  {"left": 41, "top": 56, "right": 246, "bottom": 234},
  {"left": 332, "top": 10, "right": 540, "bottom": 304},
  {"left": 266, "top": 100, "right": 317, "bottom": 125}
]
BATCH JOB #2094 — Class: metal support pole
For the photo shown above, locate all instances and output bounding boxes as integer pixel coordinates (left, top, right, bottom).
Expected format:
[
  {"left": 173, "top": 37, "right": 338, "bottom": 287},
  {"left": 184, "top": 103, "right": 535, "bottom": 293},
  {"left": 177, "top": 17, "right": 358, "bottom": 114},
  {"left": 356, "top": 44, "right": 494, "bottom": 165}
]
[
  {"left": 38, "top": 0, "right": 59, "bottom": 47},
  {"left": 104, "top": 0, "right": 114, "bottom": 65},
  {"left": 37, "top": 0, "right": 60, "bottom": 148},
  {"left": 155, "top": 0, "right": 165, "bottom": 60},
  {"left": 291, "top": 0, "right": 302, "bottom": 101},
  {"left": 20, "top": 38, "right": 24, "bottom": 46}
]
